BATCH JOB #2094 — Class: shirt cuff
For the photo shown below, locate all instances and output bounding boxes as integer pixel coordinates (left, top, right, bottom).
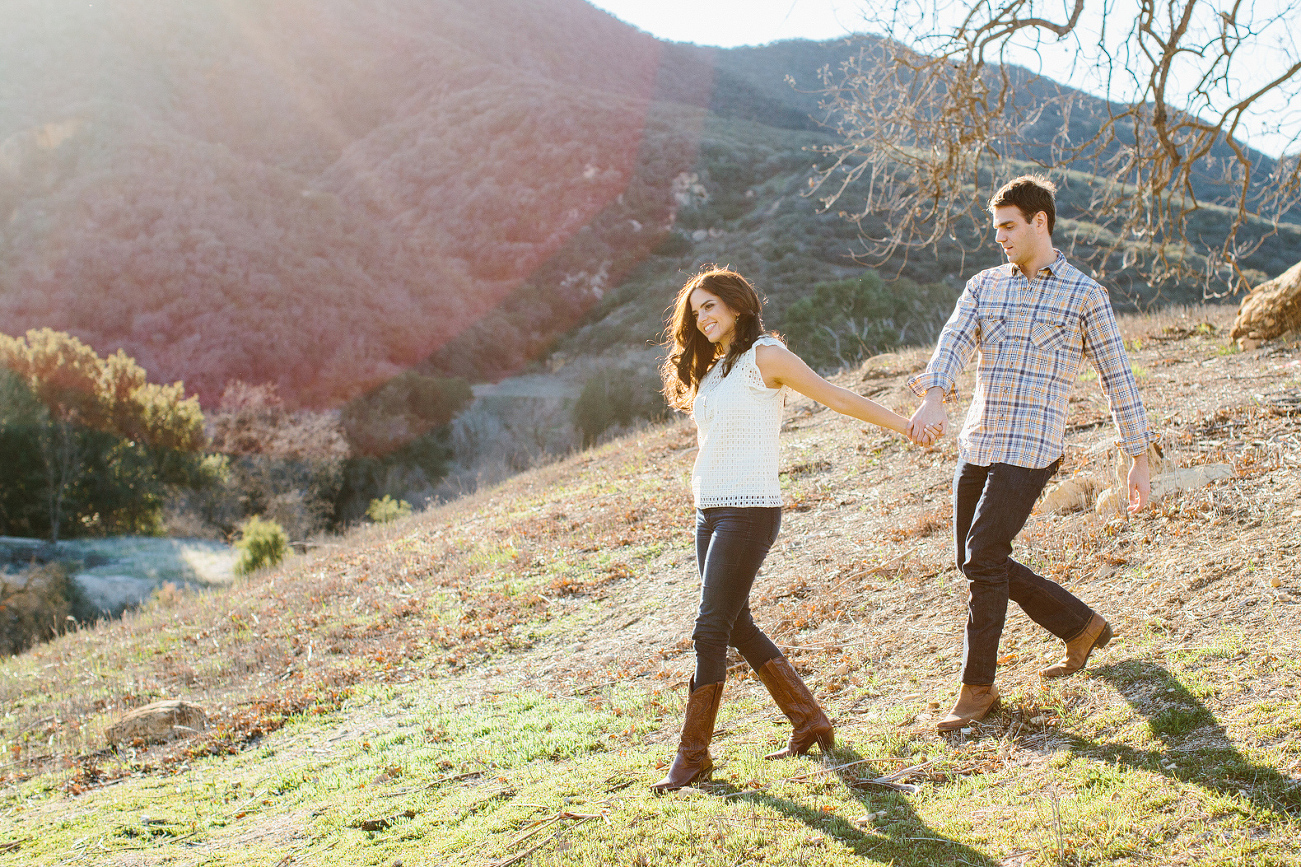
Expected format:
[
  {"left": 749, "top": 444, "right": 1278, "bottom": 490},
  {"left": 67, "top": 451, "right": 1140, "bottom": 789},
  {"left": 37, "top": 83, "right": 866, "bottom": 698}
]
[
  {"left": 908, "top": 371, "right": 956, "bottom": 401},
  {"left": 1115, "top": 429, "right": 1158, "bottom": 457}
]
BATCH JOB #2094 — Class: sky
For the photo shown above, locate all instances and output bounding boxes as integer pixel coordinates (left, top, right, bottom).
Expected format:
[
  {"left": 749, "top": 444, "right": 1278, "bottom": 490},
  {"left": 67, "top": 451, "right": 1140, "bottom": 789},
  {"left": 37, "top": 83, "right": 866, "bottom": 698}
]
[
  {"left": 585, "top": 0, "right": 1299, "bottom": 159},
  {"left": 584, "top": 0, "right": 867, "bottom": 47}
]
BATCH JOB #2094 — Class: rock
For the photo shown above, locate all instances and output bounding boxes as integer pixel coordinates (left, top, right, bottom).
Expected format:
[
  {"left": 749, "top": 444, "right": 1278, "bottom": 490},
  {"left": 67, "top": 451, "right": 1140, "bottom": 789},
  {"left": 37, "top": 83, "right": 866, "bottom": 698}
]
[
  {"left": 1039, "top": 475, "right": 1102, "bottom": 515},
  {"left": 105, "top": 700, "right": 207, "bottom": 747},
  {"left": 1231, "top": 260, "right": 1301, "bottom": 346},
  {"left": 1094, "top": 441, "right": 1171, "bottom": 518},
  {"left": 1095, "top": 459, "right": 1234, "bottom": 518},
  {"left": 1149, "top": 464, "right": 1234, "bottom": 498}
]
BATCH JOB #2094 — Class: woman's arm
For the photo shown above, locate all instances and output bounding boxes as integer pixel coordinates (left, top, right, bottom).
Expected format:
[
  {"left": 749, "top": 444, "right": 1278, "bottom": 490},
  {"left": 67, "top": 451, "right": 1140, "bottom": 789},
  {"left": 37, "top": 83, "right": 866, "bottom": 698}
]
[{"left": 755, "top": 343, "right": 916, "bottom": 437}]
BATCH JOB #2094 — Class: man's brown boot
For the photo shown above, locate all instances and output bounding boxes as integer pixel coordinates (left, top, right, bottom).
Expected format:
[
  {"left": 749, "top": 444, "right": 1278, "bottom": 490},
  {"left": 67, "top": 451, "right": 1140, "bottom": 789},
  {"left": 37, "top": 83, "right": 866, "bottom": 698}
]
[
  {"left": 755, "top": 656, "right": 834, "bottom": 759},
  {"left": 937, "top": 684, "right": 1000, "bottom": 732},
  {"left": 651, "top": 679, "right": 724, "bottom": 792},
  {"left": 1039, "top": 614, "right": 1113, "bottom": 678}
]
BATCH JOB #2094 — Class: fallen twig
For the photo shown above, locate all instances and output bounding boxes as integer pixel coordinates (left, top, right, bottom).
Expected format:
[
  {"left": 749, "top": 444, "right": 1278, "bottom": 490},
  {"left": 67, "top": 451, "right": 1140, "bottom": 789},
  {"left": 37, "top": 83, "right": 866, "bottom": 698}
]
[
  {"left": 379, "top": 769, "right": 482, "bottom": 797},
  {"left": 353, "top": 809, "right": 416, "bottom": 832},
  {"left": 488, "top": 811, "right": 602, "bottom": 867}
]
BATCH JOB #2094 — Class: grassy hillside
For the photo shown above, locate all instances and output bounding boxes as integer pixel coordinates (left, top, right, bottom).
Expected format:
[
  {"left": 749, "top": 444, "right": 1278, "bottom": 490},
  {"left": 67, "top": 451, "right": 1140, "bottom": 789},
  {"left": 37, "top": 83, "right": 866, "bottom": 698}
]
[{"left": 2, "top": 309, "right": 1298, "bottom": 866}]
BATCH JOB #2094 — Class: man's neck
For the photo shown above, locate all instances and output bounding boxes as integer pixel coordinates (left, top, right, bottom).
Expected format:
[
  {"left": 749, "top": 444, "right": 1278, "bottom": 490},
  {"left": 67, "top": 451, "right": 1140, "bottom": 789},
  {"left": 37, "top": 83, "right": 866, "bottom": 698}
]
[{"left": 1014, "top": 246, "right": 1057, "bottom": 278}]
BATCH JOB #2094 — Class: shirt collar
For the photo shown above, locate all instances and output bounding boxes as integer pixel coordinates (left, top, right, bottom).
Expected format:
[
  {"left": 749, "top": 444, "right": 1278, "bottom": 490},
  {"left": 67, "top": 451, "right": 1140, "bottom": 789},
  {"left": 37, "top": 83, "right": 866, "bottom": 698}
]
[{"left": 1012, "top": 249, "right": 1066, "bottom": 280}]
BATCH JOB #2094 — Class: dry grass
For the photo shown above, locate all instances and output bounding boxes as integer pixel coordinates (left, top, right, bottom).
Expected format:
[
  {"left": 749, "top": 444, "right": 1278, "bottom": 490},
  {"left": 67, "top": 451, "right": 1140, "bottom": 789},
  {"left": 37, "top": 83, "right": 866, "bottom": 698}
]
[{"left": 1, "top": 306, "right": 1299, "bottom": 865}]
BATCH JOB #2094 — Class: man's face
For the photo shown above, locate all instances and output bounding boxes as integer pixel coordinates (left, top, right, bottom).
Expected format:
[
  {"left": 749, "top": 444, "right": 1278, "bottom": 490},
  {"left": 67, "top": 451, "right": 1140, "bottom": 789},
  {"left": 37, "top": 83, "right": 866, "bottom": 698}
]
[{"left": 991, "top": 204, "right": 1044, "bottom": 272}]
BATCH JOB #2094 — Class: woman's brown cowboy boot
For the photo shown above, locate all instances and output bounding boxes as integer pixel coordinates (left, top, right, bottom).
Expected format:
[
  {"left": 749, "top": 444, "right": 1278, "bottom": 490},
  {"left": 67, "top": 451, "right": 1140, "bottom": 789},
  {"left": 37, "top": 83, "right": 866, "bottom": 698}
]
[
  {"left": 755, "top": 657, "right": 835, "bottom": 760},
  {"left": 651, "top": 679, "right": 724, "bottom": 792}
]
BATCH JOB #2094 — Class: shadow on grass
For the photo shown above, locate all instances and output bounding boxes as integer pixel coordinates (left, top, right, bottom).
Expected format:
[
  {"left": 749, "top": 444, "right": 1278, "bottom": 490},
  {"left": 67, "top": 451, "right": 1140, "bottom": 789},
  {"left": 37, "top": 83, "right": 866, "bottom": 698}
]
[
  {"left": 1068, "top": 660, "right": 1300, "bottom": 815},
  {"left": 718, "top": 745, "right": 1003, "bottom": 866}
]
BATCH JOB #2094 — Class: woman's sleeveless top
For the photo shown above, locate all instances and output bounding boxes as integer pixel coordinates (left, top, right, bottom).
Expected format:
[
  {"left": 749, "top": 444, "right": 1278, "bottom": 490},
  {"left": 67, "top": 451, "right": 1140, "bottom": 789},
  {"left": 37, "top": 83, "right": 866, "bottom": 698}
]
[{"left": 691, "top": 336, "right": 787, "bottom": 508}]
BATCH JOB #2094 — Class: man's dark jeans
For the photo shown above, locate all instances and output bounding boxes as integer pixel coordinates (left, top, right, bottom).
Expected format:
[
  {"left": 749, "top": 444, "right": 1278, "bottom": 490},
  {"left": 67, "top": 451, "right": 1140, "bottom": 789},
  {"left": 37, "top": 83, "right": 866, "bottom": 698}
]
[
  {"left": 954, "top": 459, "right": 1094, "bottom": 685},
  {"left": 692, "top": 506, "right": 784, "bottom": 686}
]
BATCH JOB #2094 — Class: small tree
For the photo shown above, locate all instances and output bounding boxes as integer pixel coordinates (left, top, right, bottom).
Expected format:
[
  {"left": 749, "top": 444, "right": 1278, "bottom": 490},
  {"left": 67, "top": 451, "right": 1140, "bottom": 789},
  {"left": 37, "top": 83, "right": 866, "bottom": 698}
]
[
  {"left": 206, "top": 381, "right": 349, "bottom": 541},
  {"left": 0, "top": 329, "right": 205, "bottom": 540}
]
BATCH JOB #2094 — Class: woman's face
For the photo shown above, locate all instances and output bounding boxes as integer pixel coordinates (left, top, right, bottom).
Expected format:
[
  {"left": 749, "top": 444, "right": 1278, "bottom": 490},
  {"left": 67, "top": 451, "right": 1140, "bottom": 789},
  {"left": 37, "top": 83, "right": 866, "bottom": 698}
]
[{"left": 689, "top": 287, "right": 737, "bottom": 348}]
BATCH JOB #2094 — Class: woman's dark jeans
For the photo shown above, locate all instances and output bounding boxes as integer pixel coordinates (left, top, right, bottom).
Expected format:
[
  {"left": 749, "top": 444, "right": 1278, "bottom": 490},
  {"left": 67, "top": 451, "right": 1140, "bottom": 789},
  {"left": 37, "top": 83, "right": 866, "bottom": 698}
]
[
  {"left": 954, "top": 459, "right": 1094, "bottom": 685},
  {"left": 691, "top": 506, "right": 784, "bottom": 686}
]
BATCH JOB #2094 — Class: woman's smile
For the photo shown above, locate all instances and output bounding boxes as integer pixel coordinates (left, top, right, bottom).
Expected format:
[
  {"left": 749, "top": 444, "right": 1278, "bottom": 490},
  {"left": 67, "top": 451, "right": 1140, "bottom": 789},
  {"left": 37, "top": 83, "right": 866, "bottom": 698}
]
[{"left": 689, "top": 287, "right": 737, "bottom": 347}]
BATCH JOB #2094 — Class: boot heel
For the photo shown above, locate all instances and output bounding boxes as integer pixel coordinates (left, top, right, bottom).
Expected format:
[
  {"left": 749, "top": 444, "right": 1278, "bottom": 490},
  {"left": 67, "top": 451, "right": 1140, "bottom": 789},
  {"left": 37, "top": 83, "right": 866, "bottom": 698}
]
[{"left": 1096, "top": 623, "right": 1113, "bottom": 649}]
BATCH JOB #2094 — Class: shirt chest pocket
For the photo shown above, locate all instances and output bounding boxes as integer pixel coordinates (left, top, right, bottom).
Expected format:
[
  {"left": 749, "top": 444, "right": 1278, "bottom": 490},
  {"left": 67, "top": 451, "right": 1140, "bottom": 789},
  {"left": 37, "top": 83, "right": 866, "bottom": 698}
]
[
  {"left": 978, "top": 314, "right": 1007, "bottom": 350},
  {"left": 1030, "top": 316, "right": 1078, "bottom": 353}
]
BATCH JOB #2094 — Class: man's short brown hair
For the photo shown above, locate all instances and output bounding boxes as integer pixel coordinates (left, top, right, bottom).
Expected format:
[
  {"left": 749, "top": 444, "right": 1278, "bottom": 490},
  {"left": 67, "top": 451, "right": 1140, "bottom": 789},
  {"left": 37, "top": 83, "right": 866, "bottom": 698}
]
[{"left": 989, "top": 175, "right": 1056, "bottom": 236}]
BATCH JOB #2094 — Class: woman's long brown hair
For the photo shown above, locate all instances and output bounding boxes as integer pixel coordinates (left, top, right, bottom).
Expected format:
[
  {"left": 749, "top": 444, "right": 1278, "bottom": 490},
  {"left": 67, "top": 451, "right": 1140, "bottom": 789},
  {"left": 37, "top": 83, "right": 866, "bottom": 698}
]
[{"left": 660, "top": 267, "right": 767, "bottom": 412}]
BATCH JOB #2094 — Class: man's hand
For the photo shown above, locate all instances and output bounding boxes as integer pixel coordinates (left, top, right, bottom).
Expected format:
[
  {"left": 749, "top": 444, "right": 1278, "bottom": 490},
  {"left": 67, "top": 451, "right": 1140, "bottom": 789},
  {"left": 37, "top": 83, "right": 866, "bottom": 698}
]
[
  {"left": 909, "top": 387, "right": 948, "bottom": 446},
  {"left": 1127, "top": 452, "right": 1150, "bottom": 514}
]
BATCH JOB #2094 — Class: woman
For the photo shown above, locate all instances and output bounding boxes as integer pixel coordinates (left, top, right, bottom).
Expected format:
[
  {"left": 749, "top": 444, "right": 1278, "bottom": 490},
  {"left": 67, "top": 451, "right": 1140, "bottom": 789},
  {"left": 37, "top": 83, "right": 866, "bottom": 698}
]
[{"left": 652, "top": 267, "right": 934, "bottom": 792}]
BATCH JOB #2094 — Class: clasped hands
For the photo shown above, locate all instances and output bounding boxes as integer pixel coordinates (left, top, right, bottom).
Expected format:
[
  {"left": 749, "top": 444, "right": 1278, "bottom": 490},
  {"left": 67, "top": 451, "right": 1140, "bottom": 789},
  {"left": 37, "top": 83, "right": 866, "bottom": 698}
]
[{"left": 906, "top": 388, "right": 947, "bottom": 447}]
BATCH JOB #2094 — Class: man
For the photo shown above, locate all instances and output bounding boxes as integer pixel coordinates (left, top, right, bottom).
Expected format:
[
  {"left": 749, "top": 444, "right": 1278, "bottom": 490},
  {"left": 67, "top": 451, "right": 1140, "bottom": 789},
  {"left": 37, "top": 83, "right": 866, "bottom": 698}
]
[{"left": 908, "top": 175, "right": 1155, "bottom": 732}]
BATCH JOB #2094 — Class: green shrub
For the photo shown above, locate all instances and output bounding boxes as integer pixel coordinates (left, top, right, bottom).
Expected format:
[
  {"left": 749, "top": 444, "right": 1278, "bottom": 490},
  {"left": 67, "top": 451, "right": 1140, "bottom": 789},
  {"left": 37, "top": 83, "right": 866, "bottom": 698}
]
[
  {"left": 0, "top": 563, "right": 78, "bottom": 656},
  {"left": 233, "top": 516, "right": 289, "bottom": 575},
  {"left": 780, "top": 270, "right": 960, "bottom": 371},
  {"left": 366, "top": 495, "right": 413, "bottom": 524},
  {"left": 573, "top": 367, "right": 669, "bottom": 447}
]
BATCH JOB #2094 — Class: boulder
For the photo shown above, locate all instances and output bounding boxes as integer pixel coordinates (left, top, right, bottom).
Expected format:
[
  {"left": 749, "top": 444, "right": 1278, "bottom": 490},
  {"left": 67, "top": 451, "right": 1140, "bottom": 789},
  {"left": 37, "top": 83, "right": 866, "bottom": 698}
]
[
  {"left": 1039, "top": 475, "right": 1102, "bottom": 515},
  {"left": 1231, "top": 260, "right": 1301, "bottom": 348},
  {"left": 105, "top": 699, "right": 207, "bottom": 747}
]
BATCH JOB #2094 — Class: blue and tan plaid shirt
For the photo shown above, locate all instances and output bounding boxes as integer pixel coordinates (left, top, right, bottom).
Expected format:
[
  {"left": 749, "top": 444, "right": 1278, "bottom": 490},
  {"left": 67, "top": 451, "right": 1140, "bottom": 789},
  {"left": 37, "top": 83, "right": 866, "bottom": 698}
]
[{"left": 909, "top": 251, "right": 1155, "bottom": 468}]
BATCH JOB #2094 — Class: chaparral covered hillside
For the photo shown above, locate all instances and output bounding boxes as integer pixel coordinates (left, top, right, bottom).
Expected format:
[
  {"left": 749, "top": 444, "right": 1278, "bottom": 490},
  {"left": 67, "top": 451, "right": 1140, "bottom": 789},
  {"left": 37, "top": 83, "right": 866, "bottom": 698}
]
[{"left": 4, "top": 0, "right": 1299, "bottom": 415}]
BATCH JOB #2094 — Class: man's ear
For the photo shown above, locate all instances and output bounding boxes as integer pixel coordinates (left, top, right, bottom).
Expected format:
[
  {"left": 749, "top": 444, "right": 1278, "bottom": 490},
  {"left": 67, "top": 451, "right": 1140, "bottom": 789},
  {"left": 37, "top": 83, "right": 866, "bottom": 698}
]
[{"left": 1033, "top": 211, "right": 1048, "bottom": 233}]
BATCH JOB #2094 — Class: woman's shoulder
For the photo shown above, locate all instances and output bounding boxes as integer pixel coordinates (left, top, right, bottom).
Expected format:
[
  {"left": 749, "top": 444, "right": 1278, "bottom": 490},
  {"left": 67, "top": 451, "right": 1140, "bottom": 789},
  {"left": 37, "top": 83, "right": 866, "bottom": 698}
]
[{"left": 740, "top": 335, "right": 787, "bottom": 393}]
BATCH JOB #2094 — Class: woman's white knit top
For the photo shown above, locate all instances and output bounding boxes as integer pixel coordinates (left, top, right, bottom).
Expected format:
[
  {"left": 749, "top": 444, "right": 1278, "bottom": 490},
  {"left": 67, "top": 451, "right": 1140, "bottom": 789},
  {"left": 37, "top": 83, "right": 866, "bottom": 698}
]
[{"left": 691, "top": 336, "right": 787, "bottom": 508}]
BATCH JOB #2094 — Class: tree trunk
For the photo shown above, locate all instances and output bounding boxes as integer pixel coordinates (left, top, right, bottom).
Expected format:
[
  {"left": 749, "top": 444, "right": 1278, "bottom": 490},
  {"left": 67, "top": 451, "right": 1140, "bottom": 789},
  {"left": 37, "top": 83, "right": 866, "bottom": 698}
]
[{"left": 1231, "top": 260, "right": 1301, "bottom": 348}]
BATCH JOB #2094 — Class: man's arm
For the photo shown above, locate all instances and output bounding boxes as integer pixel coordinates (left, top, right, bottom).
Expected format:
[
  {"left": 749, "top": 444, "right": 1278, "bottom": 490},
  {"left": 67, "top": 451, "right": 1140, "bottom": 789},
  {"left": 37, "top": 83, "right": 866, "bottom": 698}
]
[
  {"left": 1081, "top": 286, "right": 1156, "bottom": 512},
  {"left": 907, "top": 279, "right": 982, "bottom": 443}
]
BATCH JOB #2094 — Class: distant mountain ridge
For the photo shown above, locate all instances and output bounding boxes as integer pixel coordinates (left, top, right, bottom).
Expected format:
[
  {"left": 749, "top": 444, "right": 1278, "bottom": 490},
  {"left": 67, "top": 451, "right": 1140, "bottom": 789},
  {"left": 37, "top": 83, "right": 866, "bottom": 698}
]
[{"left": 1, "top": 0, "right": 1296, "bottom": 408}]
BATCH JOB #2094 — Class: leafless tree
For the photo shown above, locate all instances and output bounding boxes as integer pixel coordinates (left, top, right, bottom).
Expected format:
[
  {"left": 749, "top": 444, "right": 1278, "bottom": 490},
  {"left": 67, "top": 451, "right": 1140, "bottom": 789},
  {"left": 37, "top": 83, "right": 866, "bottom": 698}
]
[{"left": 812, "top": 0, "right": 1301, "bottom": 296}]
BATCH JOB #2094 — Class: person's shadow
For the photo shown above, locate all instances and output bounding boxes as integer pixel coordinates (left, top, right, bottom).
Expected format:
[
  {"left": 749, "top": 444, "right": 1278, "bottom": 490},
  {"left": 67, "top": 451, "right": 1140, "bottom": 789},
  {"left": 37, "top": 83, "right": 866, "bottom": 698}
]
[
  {"left": 714, "top": 745, "right": 1003, "bottom": 866},
  {"left": 1064, "top": 660, "right": 1300, "bottom": 815}
]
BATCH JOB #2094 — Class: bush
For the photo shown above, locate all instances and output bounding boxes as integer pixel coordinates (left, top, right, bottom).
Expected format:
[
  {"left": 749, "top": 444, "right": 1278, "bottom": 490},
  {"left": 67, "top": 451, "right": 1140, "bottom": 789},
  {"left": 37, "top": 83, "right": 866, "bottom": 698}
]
[
  {"left": 206, "top": 382, "right": 348, "bottom": 540},
  {"left": 233, "top": 516, "right": 289, "bottom": 575},
  {"left": 0, "top": 564, "right": 78, "bottom": 656},
  {"left": 573, "top": 366, "right": 669, "bottom": 447},
  {"left": 780, "top": 271, "right": 960, "bottom": 371},
  {"left": 366, "top": 496, "right": 413, "bottom": 523}
]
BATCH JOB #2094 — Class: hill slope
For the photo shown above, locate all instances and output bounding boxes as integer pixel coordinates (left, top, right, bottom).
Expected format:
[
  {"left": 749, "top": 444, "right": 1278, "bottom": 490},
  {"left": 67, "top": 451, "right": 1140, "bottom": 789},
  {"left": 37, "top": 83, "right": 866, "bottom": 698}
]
[
  {"left": 4, "top": 0, "right": 1299, "bottom": 412},
  {"left": 1, "top": 311, "right": 1298, "bottom": 865}
]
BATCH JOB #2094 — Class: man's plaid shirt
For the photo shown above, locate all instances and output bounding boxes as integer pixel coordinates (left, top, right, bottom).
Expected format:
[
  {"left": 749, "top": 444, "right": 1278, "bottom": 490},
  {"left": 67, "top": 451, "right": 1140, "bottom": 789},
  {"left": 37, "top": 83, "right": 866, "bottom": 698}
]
[{"left": 909, "top": 251, "right": 1155, "bottom": 469}]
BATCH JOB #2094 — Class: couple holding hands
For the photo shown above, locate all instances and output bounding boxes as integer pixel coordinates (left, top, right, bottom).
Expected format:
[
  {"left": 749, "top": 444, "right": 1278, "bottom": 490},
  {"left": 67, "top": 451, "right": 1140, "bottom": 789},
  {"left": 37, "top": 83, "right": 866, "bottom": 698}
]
[{"left": 652, "top": 176, "right": 1155, "bottom": 792}]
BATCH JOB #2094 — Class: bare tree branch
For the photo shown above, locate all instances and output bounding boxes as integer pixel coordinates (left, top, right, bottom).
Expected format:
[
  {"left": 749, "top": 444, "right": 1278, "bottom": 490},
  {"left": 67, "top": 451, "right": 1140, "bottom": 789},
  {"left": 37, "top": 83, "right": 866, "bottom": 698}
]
[{"left": 812, "top": 0, "right": 1301, "bottom": 298}]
